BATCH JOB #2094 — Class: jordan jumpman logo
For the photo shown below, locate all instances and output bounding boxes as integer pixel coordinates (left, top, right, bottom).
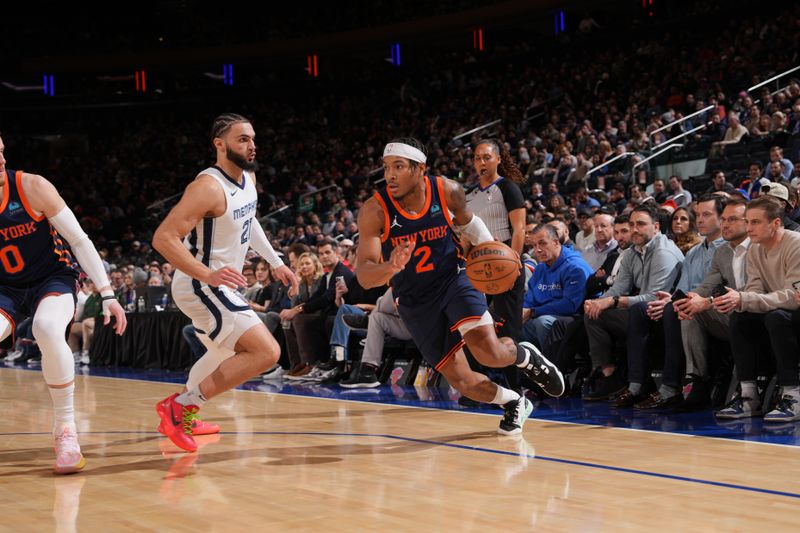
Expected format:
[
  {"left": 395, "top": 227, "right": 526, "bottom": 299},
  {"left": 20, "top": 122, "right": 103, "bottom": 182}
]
[{"left": 390, "top": 216, "right": 403, "bottom": 230}]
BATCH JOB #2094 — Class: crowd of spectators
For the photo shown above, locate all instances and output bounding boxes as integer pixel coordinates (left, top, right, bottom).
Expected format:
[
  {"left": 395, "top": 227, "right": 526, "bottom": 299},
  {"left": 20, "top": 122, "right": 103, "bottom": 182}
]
[{"left": 3, "top": 0, "right": 800, "bottom": 419}]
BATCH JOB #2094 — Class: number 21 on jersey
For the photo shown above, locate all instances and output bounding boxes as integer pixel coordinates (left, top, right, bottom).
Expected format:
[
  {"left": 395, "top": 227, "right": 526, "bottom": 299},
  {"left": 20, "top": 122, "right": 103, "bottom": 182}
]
[{"left": 241, "top": 218, "right": 252, "bottom": 245}]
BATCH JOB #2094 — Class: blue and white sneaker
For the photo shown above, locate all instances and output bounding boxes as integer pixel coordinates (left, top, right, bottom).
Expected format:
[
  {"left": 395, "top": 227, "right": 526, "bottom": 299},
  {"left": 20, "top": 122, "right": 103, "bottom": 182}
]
[
  {"left": 518, "top": 342, "right": 565, "bottom": 397},
  {"left": 763, "top": 395, "right": 800, "bottom": 423},
  {"left": 498, "top": 397, "right": 534, "bottom": 436},
  {"left": 714, "top": 394, "right": 761, "bottom": 419}
]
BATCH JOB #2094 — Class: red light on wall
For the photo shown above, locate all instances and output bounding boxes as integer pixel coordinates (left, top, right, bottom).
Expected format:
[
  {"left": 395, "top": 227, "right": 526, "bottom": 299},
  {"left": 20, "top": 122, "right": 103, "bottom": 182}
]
[
  {"left": 307, "top": 54, "right": 318, "bottom": 77},
  {"left": 473, "top": 28, "right": 484, "bottom": 51},
  {"left": 135, "top": 70, "right": 147, "bottom": 92}
]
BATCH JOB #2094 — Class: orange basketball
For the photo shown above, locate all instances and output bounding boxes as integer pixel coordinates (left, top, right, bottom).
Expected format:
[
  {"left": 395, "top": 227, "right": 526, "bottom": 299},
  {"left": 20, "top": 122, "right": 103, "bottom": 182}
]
[{"left": 465, "top": 241, "right": 520, "bottom": 295}]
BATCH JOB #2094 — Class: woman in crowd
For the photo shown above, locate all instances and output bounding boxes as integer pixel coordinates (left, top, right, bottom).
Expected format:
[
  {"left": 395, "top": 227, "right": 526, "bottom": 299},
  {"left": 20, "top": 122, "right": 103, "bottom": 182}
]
[
  {"left": 247, "top": 259, "right": 274, "bottom": 313},
  {"left": 282, "top": 252, "right": 324, "bottom": 377},
  {"left": 670, "top": 206, "right": 702, "bottom": 254}
]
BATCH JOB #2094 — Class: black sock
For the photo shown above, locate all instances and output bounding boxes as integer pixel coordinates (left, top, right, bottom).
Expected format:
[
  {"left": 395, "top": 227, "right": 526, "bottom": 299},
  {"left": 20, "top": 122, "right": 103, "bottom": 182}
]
[{"left": 515, "top": 344, "right": 530, "bottom": 366}]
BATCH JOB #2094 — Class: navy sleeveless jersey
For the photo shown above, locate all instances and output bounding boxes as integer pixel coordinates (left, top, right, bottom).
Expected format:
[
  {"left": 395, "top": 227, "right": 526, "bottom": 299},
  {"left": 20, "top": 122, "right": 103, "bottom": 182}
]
[
  {"left": 376, "top": 175, "right": 465, "bottom": 307},
  {"left": 0, "top": 170, "right": 78, "bottom": 287}
]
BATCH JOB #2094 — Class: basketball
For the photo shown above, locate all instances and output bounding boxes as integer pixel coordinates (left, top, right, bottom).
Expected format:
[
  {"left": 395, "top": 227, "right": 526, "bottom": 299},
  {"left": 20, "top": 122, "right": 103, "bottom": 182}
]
[{"left": 465, "top": 241, "right": 520, "bottom": 295}]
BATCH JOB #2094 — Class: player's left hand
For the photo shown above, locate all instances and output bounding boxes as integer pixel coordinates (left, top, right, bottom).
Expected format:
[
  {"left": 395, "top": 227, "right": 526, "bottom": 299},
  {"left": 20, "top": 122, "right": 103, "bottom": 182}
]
[
  {"left": 103, "top": 299, "right": 128, "bottom": 335},
  {"left": 273, "top": 265, "right": 300, "bottom": 298}
]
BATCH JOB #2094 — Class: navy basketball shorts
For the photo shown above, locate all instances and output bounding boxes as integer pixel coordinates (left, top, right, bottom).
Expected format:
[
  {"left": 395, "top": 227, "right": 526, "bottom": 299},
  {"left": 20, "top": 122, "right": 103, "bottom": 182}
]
[
  {"left": 398, "top": 276, "right": 488, "bottom": 372},
  {"left": 0, "top": 273, "right": 78, "bottom": 346}
]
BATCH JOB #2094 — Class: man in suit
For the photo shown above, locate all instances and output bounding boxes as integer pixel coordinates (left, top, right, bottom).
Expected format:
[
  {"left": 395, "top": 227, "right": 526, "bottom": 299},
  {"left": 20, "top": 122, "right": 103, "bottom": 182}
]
[{"left": 672, "top": 198, "right": 750, "bottom": 409}]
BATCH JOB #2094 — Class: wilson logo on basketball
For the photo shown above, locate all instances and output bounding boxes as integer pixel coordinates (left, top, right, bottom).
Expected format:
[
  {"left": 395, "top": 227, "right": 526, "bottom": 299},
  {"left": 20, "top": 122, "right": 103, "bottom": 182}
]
[{"left": 468, "top": 248, "right": 506, "bottom": 259}]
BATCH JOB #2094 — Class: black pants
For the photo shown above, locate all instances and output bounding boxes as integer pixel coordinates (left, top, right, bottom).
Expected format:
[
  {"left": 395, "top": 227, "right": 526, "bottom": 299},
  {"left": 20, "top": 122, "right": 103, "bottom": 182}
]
[
  {"left": 490, "top": 268, "right": 525, "bottom": 392},
  {"left": 730, "top": 310, "right": 800, "bottom": 386},
  {"left": 627, "top": 301, "right": 684, "bottom": 387}
]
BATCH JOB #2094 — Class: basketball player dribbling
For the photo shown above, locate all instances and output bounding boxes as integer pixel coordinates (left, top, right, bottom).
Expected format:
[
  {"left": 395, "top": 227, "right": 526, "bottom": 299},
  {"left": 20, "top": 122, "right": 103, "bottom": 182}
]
[
  {"left": 357, "top": 138, "right": 565, "bottom": 435},
  {"left": 0, "top": 133, "right": 128, "bottom": 473},
  {"left": 152, "top": 114, "right": 298, "bottom": 452}
]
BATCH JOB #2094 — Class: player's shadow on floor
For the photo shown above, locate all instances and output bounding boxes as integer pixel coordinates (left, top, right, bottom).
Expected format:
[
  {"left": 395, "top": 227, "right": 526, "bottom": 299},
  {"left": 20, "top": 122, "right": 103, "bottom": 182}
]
[{"left": 1, "top": 430, "right": 498, "bottom": 478}]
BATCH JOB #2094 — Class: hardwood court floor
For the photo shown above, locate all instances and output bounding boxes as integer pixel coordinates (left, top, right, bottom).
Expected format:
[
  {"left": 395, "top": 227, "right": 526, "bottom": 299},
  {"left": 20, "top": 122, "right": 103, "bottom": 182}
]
[{"left": 0, "top": 367, "right": 798, "bottom": 532}]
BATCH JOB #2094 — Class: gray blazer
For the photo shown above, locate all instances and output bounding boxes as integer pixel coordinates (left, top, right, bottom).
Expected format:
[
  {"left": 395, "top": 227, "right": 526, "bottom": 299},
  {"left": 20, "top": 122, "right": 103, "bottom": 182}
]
[{"left": 693, "top": 243, "right": 747, "bottom": 296}]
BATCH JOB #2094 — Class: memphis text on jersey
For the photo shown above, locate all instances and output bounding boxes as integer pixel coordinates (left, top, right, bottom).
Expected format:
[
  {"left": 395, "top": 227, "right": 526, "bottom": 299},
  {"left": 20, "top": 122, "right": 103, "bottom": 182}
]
[{"left": 233, "top": 200, "right": 257, "bottom": 220}]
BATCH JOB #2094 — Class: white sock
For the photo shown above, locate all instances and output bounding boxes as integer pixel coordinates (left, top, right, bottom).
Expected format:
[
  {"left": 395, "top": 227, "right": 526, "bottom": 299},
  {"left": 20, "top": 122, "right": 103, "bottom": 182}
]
[
  {"left": 782, "top": 386, "right": 800, "bottom": 401},
  {"left": 740, "top": 381, "right": 758, "bottom": 401},
  {"left": 49, "top": 384, "right": 75, "bottom": 433},
  {"left": 334, "top": 346, "right": 345, "bottom": 362},
  {"left": 491, "top": 385, "right": 521, "bottom": 406},
  {"left": 176, "top": 388, "right": 206, "bottom": 407}
]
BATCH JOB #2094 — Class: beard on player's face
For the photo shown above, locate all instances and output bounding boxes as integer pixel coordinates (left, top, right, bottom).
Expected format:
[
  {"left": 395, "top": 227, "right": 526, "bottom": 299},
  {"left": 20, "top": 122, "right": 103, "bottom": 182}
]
[{"left": 225, "top": 144, "right": 258, "bottom": 171}]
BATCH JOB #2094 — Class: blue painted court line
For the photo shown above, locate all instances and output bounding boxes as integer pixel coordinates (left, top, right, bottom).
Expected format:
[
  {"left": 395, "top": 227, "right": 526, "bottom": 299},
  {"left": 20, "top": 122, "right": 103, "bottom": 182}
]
[
  {"left": 3, "top": 363, "right": 800, "bottom": 447},
  {"left": 3, "top": 429, "right": 799, "bottom": 500}
]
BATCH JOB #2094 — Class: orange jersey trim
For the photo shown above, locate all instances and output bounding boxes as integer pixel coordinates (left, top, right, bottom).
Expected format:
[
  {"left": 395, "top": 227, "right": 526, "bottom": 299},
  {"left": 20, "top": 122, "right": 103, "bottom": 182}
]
[
  {"left": 373, "top": 193, "right": 391, "bottom": 243},
  {"left": 0, "top": 307, "right": 16, "bottom": 335},
  {"left": 0, "top": 172, "right": 9, "bottom": 213},
  {"left": 449, "top": 315, "right": 484, "bottom": 333},
  {"left": 435, "top": 339, "right": 466, "bottom": 371},
  {"left": 16, "top": 172, "right": 45, "bottom": 222},
  {"left": 387, "top": 175, "right": 432, "bottom": 220},
  {"left": 435, "top": 176, "right": 455, "bottom": 229}
]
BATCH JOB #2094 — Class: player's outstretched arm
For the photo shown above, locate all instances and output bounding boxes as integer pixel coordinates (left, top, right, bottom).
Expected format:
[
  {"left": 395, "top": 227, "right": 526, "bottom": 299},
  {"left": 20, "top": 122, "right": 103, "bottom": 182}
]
[
  {"left": 249, "top": 219, "right": 299, "bottom": 297},
  {"left": 152, "top": 175, "right": 245, "bottom": 289},
  {"left": 356, "top": 196, "right": 413, "bottom": 288},
  {"left": 23, "top": 173, "right": 127, "bottom": 335}
]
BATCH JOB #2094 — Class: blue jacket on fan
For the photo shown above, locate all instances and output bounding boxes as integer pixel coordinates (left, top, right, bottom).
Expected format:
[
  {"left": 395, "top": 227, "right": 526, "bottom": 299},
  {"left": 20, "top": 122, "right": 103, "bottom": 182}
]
[{"left": 523, "top": 245, "right": 593, "bottom": 317}]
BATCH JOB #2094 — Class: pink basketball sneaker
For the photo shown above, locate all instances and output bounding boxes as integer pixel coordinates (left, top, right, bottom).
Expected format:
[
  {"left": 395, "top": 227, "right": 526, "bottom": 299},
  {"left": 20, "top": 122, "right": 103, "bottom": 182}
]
[{"left": 53, "top": 425, "right": 86, "bottom": 475}]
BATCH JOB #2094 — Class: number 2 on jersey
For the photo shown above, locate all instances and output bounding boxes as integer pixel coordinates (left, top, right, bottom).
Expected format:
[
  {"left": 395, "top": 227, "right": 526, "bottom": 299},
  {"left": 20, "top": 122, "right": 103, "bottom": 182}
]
[
  {"left": 414, "top": 246, "right": 434, "bottom": 273},
  {"left": 241, "top": 219, "right": 252, "bottom": 245},
  {"left": 0, "top": 245, "right": 24, "bottom": 274}
]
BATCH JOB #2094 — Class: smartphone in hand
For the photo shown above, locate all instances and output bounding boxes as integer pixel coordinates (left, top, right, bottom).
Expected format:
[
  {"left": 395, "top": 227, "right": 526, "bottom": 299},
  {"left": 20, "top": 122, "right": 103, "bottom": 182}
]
[{"left": 671, "top": 289, "right": 688, "bottom": 302}]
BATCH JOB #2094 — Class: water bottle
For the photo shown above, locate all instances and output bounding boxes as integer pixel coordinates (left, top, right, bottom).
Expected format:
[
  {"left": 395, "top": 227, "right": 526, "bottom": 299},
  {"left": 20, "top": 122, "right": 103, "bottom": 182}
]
[
  {"left": 137, "top": 295, "right": 145, "bottom": 313},
  {"left": 160, "top": 293, "right": 168, "bottom": 310}
]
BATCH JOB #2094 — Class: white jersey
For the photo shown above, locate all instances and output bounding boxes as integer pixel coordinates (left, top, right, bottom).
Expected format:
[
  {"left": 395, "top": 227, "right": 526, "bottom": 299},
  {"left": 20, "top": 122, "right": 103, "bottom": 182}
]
[
  {"left": 183, "top": 166, "right": 258, "bottom": 273},
  {"left": 171, "top": 166, "right": 261, "bottom": 346}
]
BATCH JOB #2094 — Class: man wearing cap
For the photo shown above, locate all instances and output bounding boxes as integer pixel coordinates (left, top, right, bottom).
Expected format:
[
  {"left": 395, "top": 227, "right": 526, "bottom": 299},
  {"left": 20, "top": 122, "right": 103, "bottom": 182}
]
[
  {"left": 761, "top": 182, "right": 800, "bottom": 231},
  {"left": 337, "top": 238, "right": 355, "bottom": 270},
  {"left": 575, "top": 209, "right": 596, "bottom": 251}
]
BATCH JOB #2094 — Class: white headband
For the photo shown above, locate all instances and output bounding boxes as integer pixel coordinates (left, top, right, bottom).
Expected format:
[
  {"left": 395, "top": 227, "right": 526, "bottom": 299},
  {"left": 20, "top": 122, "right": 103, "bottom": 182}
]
[{"left": 383, "top": 142, "right": 427, "bottom": 164}]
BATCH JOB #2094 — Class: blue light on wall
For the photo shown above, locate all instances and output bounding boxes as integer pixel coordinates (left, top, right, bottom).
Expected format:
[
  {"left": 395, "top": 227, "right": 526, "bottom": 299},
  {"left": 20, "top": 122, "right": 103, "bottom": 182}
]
[
  {"left": 554, "top": 11, "right": 565, "bottom": 35},
  {"left": 43, "top": 74, "right": 54, "bottom": 96},
  {"left": 390, "top": 43, "right": 401, "bottom": 66}
]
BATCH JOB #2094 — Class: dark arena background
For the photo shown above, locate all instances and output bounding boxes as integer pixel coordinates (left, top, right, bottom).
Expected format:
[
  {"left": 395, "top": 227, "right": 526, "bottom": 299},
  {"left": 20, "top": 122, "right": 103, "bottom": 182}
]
[{"left": 1, "top": 1, "right": 799, "bottom": 530}]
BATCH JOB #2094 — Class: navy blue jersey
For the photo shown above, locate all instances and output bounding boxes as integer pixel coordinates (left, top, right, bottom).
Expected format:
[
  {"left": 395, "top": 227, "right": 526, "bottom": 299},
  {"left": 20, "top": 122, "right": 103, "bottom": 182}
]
[
  {"left": 0, "top": 170, "right": 78, "bottom": 287},
  {"left": 376, "top": 175, "right": 465, "bottom": 307}
]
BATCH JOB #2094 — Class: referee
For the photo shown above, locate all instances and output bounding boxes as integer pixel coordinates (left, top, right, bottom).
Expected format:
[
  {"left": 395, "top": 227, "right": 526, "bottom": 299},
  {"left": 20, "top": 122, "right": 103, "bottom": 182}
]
[{"left": 466, "top": 139, "right": 527, "bottom": 393}]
